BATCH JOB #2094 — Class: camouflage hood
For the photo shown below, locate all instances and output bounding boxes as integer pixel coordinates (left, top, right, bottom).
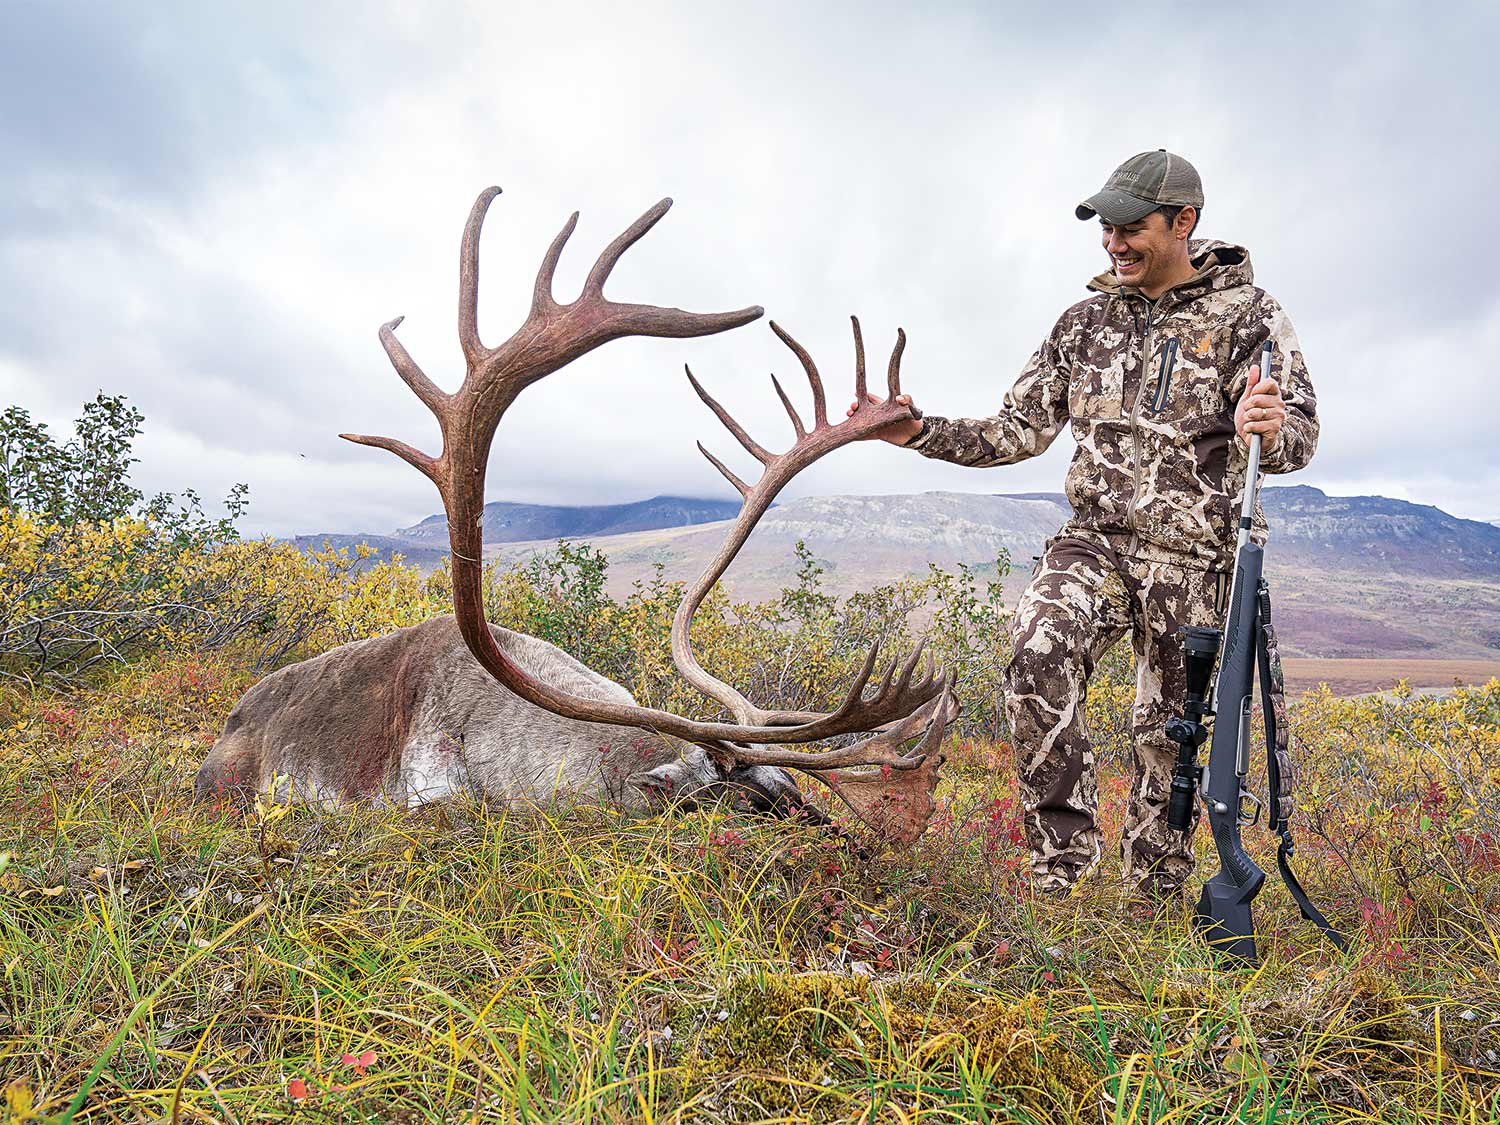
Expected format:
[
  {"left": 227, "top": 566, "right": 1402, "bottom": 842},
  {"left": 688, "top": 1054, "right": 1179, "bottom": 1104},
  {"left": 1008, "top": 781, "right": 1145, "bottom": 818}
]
[
  {"left": 910, "top": 239, "right": 1318, "bottom": 569},
  {"left": 1086, "top": 239, "right": 1254, "bottom": 302}
]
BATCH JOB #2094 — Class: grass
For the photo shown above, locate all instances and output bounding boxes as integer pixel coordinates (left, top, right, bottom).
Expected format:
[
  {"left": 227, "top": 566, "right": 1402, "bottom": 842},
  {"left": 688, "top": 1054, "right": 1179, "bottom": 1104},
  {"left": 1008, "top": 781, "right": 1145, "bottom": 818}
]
[{"left": 1, "top": 654, "right": 1498, "bottom": 1123}]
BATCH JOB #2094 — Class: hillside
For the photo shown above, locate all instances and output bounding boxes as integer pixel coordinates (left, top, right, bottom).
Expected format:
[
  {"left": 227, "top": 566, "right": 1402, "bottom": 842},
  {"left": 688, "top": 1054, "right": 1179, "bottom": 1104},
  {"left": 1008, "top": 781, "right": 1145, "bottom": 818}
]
[
  {"left": 1262, "top": 485, "right": 1500, "bottom": 579},
  {"left": 297, "top": 486, "right": 1500, "bottom": 664},
  {"left": 287, "top": 533, "right": 451, "bottom": 570},
  {"left": 396, "top": 495, "right": 744, "bottom": 546}
]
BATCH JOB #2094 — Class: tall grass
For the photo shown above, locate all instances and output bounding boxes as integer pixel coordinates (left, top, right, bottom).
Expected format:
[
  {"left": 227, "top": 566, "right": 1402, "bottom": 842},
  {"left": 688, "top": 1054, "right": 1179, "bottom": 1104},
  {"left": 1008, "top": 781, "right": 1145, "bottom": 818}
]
[{"left": 2, "top": 650, "right": 1497, "bottom": 1123}]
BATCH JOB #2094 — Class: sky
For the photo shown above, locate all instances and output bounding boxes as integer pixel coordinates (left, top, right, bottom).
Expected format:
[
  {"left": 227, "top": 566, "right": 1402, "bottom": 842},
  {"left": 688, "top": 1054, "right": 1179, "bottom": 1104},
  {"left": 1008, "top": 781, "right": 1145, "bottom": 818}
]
[{"left": 3, "top": 1, "right": 1497, "bottom": 537}]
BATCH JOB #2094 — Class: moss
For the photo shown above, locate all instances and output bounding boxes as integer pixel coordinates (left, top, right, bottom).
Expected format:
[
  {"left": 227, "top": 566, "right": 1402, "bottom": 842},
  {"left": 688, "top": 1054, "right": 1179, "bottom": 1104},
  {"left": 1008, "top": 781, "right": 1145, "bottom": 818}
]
[
  {"left": 687, "top": 972, "right": 866, "bottom": 1118},
  {"left": 690, "top": 971, "right": 1093, "bottom": 1119}
]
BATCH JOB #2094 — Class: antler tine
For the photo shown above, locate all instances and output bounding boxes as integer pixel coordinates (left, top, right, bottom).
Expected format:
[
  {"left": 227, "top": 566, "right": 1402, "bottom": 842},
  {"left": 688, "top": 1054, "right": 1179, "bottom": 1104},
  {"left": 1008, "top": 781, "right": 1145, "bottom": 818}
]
[
  {"left": 582, "top": 197, "right": 671, "bottom": 298},
  {"left": 886, "top": 327, "right": 907, "bottom": 400},
  {"left": 458, "top": 187, "right": 501, "bottom": 365},
  {"left": 769, "top": 374, "right": 806, "bottom": 439},
  {"left": 869, "top": 653, "right": 899, "bottom": 705},
  {"left": 695, "top": 441, "right": 750, "bottom": 498},
  {"left": 378, "top": 317, "right": 448, "bottom": 418},
  {"left": 685, "top": 365, "right": 771, "bottom": 465},
  {"left": 723, "top": 668, "right": 959, "bottom": 774},
  {"left": 339, "top": 432, "right": 438, "bottom": 481},
  {"left": 841, "top": 637, "right": 883, "bottom": 708},
  {"left": 851, "top": 315, "right": 867, "bottom": 404},
  {"left": 885, "top": 638, "right": 932, "bottom": 704},
  {"left": 770, "top": 320, "right": 827, "bottom": 429},
  {"left": 531, "top": 212, "right": 580, "bottom": 316}
]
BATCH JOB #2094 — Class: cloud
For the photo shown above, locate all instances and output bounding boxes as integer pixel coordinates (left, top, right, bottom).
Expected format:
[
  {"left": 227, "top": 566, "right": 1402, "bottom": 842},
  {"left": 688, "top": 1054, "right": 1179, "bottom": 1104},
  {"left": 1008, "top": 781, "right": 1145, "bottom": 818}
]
[{"left": 1, "top": 0, "right": 1496, "bottom": 537}]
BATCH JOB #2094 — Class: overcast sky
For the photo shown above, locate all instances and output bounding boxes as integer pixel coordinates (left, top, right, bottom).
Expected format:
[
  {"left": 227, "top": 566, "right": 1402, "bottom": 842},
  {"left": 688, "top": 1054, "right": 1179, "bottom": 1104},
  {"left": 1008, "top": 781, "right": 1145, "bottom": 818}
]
[{"left": 3, "top": 1, "right": 1496, "bottom": 536}]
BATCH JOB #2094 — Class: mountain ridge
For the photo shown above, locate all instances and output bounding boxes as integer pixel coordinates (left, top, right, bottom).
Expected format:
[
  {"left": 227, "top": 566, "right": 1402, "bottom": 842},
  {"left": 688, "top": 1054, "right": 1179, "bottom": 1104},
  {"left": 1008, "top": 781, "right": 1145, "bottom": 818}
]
[
  {"left": 397, "top": 495, "right": 745, "bottom": 545},
  {"left": 291, "top": 487, "right": 1500, "bottom": 660}
]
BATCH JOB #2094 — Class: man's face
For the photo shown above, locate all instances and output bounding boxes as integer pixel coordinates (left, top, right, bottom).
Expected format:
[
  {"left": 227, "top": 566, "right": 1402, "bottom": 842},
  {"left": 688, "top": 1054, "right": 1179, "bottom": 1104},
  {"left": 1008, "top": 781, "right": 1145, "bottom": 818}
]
[{"left": 1099, "top": 210, "right": 1183, "bottom": 292}]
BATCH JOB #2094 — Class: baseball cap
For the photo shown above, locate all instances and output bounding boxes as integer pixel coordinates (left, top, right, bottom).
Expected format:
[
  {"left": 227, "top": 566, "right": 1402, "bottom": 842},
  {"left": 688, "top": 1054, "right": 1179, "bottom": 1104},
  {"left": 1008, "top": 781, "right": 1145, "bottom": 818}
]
[{"left": 1075, "top": 150, "right": 1204, "bottom": 224}]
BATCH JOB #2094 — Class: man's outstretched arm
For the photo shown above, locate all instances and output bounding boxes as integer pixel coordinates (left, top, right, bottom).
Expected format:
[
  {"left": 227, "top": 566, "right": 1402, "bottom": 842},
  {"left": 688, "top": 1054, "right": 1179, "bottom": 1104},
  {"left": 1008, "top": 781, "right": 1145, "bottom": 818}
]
[{"left": 849, "top": 316, "right": 1073, "bottom": 467}]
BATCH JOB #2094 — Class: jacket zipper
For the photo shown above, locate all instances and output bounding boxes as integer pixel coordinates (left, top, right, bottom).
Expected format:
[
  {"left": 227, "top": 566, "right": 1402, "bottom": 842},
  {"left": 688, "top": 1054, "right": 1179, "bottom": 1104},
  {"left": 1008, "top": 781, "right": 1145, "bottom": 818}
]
[
  {"left": 1149, "top": 337, "right": 1179, "bottom": 413},
  {"left": 1124, "top": 297, "right": 1157, "bottom": 544}
]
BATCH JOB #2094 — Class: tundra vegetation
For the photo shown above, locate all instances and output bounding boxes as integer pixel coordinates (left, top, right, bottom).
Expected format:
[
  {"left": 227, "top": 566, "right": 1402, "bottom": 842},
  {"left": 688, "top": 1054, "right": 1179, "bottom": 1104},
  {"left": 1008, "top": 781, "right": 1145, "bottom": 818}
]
[{"left": 1, "top": 401, "right": 1499, "bottom": 1123}]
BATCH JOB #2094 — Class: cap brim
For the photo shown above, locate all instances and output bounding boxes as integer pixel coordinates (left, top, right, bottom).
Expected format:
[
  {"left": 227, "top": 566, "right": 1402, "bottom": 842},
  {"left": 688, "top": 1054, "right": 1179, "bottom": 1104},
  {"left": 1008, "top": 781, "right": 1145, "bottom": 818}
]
[{"left": 1075, "top": 189, "right": 1158, "bottom": 224}]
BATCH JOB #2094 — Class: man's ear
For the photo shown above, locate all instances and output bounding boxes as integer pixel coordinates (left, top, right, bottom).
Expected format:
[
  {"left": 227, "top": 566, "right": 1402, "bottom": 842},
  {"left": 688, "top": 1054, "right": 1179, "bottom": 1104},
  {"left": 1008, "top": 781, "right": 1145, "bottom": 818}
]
[{"left": 1175, "top": 205, "right": 1197, "bottom": 240}]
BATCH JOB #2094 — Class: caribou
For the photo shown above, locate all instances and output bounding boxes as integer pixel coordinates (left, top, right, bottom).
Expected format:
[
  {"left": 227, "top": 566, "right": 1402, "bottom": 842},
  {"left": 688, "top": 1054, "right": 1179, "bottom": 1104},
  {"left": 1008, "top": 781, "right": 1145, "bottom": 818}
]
[{"left": 196, "top": 189, "right": 955, "bottom": 844}]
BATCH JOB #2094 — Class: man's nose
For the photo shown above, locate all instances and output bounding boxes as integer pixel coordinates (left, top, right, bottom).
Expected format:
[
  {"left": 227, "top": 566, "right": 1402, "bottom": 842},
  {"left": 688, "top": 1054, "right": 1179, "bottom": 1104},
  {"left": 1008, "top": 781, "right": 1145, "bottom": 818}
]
[{"left": 1104, "top": 231, "right": 1128, "bottom": 253}]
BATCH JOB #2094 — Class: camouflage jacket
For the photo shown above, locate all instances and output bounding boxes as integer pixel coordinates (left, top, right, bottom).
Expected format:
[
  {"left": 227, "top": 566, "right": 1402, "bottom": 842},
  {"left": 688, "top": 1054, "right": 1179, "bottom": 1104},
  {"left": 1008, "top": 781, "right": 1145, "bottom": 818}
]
[{"left": 908, "top": 240, "right": 1318, "bottom": 570}]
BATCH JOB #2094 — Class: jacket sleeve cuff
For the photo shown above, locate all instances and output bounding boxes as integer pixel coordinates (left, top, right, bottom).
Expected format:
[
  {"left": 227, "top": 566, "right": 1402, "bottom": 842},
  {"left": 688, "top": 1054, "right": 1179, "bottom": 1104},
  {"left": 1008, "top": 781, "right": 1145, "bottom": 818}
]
[
  {"left": 903, "top": 418, "right": 935, "bottom": 450},
  {"left": 1259, "top": 431, "right": 1291, "bottom": 471}
]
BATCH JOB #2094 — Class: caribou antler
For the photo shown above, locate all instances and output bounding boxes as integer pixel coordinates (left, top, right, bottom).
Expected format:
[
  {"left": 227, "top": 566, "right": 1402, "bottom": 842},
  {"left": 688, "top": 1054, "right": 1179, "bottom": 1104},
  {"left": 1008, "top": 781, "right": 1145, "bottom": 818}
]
[
  {"left": 670, "top": 317, "right": 955, "bottom": 838},
  {"left": 675, "top": 316, "right": 933, "bottom": 729},
  {"left": 344, "top": 189, "right": 952, "bottom": 843}
]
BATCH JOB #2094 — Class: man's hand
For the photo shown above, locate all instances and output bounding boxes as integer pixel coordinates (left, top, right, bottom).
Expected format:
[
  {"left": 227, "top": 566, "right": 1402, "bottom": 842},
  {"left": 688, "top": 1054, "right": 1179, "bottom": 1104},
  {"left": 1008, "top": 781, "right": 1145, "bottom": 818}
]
[
  {"left": 1235, "top": 363, "right": 1285, "bottom": 449},
  {"left": 847, "top": 392, "right": 924, "bottom": 445}
]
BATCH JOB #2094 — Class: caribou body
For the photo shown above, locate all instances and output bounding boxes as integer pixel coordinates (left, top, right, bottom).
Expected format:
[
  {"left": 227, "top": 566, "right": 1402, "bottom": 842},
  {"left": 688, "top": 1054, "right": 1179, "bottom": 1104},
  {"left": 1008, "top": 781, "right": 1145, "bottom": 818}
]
[{"left": 196, "top": 614, "right": 803, "bottom": 816}]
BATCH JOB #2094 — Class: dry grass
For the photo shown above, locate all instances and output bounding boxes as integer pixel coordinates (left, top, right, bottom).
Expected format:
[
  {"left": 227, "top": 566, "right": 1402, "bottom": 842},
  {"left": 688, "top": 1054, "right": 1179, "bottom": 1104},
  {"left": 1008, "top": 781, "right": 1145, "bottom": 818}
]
[
  {"left": 1282, "top": 659, "right": 1500, "bottom": 699},
  {"left": 1, "top": 656, "right": 1498, "bottom": 1123}
]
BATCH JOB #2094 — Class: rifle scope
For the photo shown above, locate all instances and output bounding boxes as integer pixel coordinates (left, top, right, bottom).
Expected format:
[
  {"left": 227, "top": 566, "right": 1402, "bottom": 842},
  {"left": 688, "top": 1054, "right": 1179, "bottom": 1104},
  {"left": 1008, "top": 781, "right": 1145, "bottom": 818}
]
[{"left": 1165, "top": 625, "right": 1223, "bottom": 831}]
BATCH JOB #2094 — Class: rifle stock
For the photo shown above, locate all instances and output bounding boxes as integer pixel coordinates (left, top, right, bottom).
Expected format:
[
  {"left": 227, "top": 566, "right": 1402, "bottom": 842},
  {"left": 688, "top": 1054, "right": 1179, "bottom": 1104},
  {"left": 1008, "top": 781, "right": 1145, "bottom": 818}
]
[{"left": 1197, "top": 540, "right": 1269, "bottom": 962}]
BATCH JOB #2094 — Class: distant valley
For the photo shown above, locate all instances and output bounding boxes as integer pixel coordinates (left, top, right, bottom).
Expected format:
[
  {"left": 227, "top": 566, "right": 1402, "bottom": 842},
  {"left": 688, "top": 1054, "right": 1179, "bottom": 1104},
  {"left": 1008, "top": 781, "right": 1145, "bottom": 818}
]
[{"left": 294, "top": 486, "right": 1500, "bottom": 692}]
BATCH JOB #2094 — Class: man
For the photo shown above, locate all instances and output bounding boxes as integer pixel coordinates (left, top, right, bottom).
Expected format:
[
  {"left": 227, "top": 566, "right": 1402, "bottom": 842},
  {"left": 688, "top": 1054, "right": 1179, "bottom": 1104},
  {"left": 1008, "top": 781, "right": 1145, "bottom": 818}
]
[{"left": 853, "top": 150, "right": 1317, "bottom": 898}]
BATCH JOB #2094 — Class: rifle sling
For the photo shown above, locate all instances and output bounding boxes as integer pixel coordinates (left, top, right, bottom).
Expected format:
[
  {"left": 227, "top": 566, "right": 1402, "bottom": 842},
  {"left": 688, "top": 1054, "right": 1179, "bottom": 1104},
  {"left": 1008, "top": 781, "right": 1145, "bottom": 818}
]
[
  {"left": 1256, "top": 580, "right": 1347, "bottom": 952},
  {"left": 1275, "top": 834, "right": 1348, "bottom": 951}
]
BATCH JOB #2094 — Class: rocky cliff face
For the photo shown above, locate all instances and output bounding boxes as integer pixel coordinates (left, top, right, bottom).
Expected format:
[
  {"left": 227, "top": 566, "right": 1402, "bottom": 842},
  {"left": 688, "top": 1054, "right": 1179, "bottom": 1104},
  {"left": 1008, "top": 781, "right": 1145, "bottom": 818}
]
[
  {"left": 1262, "top": 486, "right": 1500, "bottom": 579},
  {"left": 746, "top": 492, "right": 1068, "bottom": 561}
]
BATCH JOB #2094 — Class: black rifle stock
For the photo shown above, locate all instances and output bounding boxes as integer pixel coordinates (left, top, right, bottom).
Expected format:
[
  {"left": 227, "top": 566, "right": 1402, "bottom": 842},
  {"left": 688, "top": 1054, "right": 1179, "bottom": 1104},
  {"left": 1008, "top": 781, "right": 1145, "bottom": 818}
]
[{"left": 1197, "top": 540, "right": 1268, "bottom": 963}]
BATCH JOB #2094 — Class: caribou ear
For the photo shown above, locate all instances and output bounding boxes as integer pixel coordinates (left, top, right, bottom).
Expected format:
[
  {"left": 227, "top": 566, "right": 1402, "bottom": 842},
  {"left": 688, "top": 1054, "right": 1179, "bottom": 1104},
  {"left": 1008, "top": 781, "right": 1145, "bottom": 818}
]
[{"left": 628, "top": 760, "right": 697, "bottom": 807}]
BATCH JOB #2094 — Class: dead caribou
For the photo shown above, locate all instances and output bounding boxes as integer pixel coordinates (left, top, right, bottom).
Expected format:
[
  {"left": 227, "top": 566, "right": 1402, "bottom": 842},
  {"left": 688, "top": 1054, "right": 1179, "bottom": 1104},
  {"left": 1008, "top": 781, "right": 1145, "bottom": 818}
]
[{"left": 197, "top": 189, "right": 954, "bottom": 843}]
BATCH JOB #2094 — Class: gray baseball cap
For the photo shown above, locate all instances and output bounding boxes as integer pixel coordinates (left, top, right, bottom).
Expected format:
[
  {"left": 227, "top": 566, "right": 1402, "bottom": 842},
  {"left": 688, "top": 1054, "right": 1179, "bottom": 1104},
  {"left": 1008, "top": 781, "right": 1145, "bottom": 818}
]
[{"left": 1076, "top": 150, "right": 1204, "bottom": 224}]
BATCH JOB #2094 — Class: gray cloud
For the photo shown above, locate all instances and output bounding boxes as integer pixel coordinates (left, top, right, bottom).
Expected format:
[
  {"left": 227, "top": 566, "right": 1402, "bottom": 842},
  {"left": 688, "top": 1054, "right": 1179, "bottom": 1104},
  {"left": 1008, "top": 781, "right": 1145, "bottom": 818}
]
[{"left": 1, "top": 0, "right": 1496, "bottom": 537}]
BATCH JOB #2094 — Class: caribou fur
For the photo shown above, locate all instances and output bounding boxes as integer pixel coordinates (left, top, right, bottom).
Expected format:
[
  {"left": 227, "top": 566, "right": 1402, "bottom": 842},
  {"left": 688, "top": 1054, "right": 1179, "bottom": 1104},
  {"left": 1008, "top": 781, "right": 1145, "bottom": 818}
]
[{"left": 196, "top": 615, "right": 805, "bottom": 817}]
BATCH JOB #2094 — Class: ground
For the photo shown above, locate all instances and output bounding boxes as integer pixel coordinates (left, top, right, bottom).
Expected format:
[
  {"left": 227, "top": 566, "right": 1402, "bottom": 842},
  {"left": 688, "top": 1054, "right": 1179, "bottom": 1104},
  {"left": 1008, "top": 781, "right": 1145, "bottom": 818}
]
[{"left": 1, "top": 655, "right": 1498, "bottom": 1123}]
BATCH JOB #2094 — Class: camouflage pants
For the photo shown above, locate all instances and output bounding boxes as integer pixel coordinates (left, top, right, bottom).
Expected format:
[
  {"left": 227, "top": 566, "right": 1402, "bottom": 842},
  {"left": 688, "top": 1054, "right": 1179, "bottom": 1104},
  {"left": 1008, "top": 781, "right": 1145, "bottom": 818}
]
[{"left": 1005, "top": 530, "right": 1230, "bottom": 893}]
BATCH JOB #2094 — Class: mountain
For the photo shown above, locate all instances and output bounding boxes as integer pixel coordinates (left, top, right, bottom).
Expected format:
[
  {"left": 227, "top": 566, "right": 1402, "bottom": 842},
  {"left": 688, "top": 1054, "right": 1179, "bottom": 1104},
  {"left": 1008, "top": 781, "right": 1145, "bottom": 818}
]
[
  {"left": 294, "top": 487, "right": 1500, "bottom": 663},
  {"left": 1261, "top": 486, "right": 1500, "bottom": 579},
  {"left": 396, "top": 495, "right": 744, "bottom": 545}
]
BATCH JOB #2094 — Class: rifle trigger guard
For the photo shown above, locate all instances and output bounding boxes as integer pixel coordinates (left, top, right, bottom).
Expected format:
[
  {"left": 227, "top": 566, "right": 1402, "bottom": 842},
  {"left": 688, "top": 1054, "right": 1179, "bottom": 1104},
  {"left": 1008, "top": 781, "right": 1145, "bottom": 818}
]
[{"left": 1237, "top": 789, "right": 1263, "bottom": 828}]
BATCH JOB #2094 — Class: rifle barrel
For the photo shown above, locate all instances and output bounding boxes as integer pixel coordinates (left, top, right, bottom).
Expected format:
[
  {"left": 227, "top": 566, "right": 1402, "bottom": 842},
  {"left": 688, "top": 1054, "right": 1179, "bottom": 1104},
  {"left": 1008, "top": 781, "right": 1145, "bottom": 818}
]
[{"left": 1237, "top": 339, "right": 1274, "bottom": 549}]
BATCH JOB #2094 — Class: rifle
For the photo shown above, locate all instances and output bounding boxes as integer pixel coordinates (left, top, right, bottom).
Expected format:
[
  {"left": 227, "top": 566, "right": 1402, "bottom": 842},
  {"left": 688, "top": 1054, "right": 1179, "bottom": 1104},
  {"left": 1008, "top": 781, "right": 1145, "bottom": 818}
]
[{"left": 1164, "top": 339, "right": 1346, "bottom": 965}]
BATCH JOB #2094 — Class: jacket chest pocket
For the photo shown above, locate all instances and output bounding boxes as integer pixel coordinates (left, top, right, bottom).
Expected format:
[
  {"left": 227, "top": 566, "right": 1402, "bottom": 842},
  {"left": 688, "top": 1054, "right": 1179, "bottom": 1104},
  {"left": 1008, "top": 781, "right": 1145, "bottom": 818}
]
[
  {"left": 1144, "top": 337, "right": 1180, "bottom": 414},
  {"left": 1068, "top": 359, "right": 1126, "bottom": 422},
  {"left": 1146, "top": 332, "right": 1231, "bottom": 421}
]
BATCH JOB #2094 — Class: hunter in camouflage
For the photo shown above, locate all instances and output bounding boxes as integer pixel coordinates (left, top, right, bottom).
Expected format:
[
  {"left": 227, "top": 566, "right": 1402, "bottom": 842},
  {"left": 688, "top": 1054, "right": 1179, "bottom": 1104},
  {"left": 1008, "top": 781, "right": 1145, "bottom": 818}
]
[{"left": 854, "top": 150, "right": 1318, "bottom": 896}]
